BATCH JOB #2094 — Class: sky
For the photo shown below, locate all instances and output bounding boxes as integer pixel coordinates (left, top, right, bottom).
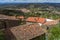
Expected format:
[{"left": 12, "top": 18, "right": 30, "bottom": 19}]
[{"left": 0, "top": 0, "right": 60, "bottom": 3}]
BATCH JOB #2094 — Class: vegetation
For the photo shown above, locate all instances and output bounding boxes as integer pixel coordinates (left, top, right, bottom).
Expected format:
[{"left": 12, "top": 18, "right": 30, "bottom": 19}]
[
  {"left": 48, "top": 23, "right": 60, "bottom": 40},
  {"left": 0, "top": 10, "right": 60, "bottom": 40},
  {"left": 0, "top": 4, "right": 60, "bottom": 40},
  {"left": 31, "top": 34, "right": 45, "bottom": 40},
  {"left": 0, "top": 30, "right": 5, "bottom": 40},
  {"left": 24, "top": 9, "right": 60, "bottom": 40}
]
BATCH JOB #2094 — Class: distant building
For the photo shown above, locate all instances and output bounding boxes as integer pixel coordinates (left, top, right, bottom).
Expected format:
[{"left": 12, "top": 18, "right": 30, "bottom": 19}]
[
  {"left": 18, "top": 8, "right": 31, "bottom": 13},
  {"left": 16, "top": 16, "right": 24, "bottom": 21}
]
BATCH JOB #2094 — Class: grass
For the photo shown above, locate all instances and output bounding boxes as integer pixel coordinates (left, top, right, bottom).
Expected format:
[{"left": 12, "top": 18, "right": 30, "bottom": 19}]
[
  {"left": 48, "top": 23, "right": 60, "bottom": 40},
  {"left": 42, "top": 13, "right": 60, "bottom": 40},
  {"left": 0, "top": 30, "right": 5, "bottom": 40}
]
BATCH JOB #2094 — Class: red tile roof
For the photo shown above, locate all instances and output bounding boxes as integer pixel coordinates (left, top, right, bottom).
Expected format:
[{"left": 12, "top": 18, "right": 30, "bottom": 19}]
[
  {"left": 26, "top": 17, "right": 46, "bottom": 23},
  {"left": 17, "top": 16, "right": 24, "bottom": 19}
]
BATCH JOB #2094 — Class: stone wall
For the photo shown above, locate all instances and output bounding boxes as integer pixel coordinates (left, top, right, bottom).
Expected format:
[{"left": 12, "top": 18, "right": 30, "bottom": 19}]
[{"left": 0, "top": 19, "right": 20, "bottom": 29}]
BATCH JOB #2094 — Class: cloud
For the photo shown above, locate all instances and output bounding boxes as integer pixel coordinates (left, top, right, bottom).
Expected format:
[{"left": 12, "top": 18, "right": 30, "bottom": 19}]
[{"left": 0, "top": 0, "right": 60, "bottom": 3}]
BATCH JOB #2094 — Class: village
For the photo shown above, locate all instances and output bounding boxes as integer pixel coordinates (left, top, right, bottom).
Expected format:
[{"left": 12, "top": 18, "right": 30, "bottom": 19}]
[{"left": 0, "top": 7, "right": 60, "bottom": 40}]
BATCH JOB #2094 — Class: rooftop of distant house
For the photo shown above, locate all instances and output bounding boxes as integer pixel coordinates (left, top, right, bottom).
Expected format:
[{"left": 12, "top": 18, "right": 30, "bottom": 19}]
[{"left": 20, "top": 8, "right": 31, "bottom": 13}]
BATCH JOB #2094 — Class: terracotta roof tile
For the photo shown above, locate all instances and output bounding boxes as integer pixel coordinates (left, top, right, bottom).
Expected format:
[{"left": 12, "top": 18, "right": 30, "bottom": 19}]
[
  {"left": 17, "top": 16, "right": 24, "bottom": 19},
  {"left": 6, "top": 24, "right": 46, "bottom": 40},
  {"left": 26, "top": 17, "right": 46, "bottom": 23}
]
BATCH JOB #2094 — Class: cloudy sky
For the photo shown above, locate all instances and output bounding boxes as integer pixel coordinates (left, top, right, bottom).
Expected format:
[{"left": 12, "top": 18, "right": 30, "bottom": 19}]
[{"left": 0, "top": 0, "right": 60, "bottom": 3}]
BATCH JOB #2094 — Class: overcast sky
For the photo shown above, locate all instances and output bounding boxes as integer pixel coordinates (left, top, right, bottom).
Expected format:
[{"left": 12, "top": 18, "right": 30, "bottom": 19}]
[{"left": 0, "top": 0, "right": 60, "bottom": 3}]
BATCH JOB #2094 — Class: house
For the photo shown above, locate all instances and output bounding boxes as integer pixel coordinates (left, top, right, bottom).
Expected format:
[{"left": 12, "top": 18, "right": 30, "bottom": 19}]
[
  {"left": 16, "top": 16, "right": 59, "bottom": 26},
  {"left": 26, "top": 17, "right": 46, "bottom": 24},
  {"left": 26, "top": 17, "right": 59, "bottom": 26},
  {"left": 1, "top": 14, "right": 59, "bottom": 40},
  {"left": 19, "top": 8, "right": 31, "bottom": 13},
  {"left": 0, "top": 15, "right": 46, "bottom": 40},
  {"left": 16, "top": 16, "right": 24, "bottom": 21},
  {"left": 44, "top": 19, "right": 59, "bottom": 26},
  {"left": 0, "top": 14, "right": 20, "bottom": 29},
  {"left": 5, "top": 23, "right": 46, "bottom": 40}
]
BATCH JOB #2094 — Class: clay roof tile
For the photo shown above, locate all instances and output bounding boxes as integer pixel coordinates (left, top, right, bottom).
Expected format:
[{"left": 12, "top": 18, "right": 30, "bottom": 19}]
[{"left": 26, "top": 17, "right": 46, "bottom": 23}]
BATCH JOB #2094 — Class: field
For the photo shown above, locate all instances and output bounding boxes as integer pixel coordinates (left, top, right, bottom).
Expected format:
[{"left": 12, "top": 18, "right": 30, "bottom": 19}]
[{"left": 0, "top": 29, "right": 5, "bottom": 40}]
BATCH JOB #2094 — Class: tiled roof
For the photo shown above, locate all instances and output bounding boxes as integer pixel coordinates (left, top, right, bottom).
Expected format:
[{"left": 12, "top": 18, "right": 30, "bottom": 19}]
[
  {"left": 16, "top": 16, "right": 24, "bottom": 19},
  {"left": 26, "top": 17, "right": 46, "bottom": 23},
  {"left": 6, "top": 23, "right": 46, "bottom": 40},
  {"left": 44, "top": 20, "right": 59, "bottom": 26}
]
